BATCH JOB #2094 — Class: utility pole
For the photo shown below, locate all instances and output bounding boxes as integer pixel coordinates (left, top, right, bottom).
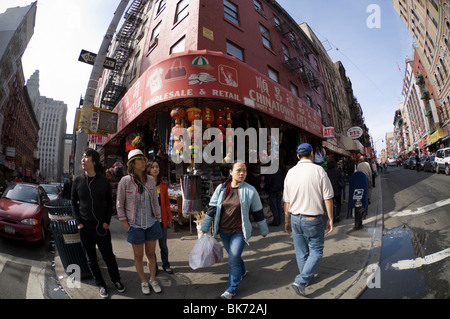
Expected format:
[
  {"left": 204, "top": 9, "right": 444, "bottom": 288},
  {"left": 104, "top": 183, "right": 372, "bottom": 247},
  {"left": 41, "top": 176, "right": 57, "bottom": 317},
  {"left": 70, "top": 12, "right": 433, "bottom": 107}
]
[{"left": 74, "top": 0, "right": 129, "bottom": 175}]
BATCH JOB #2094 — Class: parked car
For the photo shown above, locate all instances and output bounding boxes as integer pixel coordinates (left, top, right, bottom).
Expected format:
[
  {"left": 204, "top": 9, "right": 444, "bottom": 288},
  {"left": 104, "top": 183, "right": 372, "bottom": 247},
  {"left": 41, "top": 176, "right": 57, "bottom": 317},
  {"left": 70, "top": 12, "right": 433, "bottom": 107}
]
[
  {"left": 419, "top": 157, "right": 426, "bottom": 170},
  {"left": 408, "top": 156, "right": 417, "bottom": 170},
  {"left": 0, "top": 183, "right": 50, "bottom": 243},
  {"left": 40, "top": 184, "right": 62, "bottom": 201},
  {"left": 403, "top": 158, "right": 410, "bottom": 169},
  {"left": 423, "top": 156, "right": 435, "bottom": 172},
  {"left": 435, "top": 147, "right": 450, "bottom": 175}
]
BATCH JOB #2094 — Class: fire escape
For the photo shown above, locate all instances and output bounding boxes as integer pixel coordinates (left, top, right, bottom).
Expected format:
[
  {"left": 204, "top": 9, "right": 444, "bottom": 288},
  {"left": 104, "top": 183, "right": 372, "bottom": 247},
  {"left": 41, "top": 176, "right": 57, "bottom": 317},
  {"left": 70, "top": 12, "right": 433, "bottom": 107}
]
[
  {"left": 101, "top": 0, "right": 148, "bottom": 110},
  {"left": 274, "top": 20, "right": 320, "bottom": 91}
]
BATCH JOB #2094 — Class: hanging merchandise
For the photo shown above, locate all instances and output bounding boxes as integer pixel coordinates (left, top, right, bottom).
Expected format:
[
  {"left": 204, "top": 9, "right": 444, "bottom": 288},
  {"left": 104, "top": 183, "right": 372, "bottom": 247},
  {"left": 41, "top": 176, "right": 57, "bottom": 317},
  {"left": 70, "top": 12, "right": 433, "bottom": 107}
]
[
  {"left": 186, "top": 107, "right": 202, "bottom": 166},
  {"left": 125, "top": 132, "right": 143, "bottom": 152},
  {"left": 181, "top": 174, "right": 203, "bottom": 217},
  {"left": 224, "top": 107, "right": 233, "bottom": 163},
  {"left": 170, "top": 107, "right": 187, "bottom": 161},
  {"left": 314, "top": 145, "right": 326, "bottom": 164}
]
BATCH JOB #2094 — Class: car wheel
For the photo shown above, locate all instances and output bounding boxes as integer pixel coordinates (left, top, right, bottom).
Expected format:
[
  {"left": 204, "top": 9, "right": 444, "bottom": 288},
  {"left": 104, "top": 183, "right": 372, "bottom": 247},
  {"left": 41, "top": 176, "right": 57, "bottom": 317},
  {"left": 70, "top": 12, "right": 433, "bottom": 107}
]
[{"left": 445, "top": 165, "right": 450, "bottom": 176}]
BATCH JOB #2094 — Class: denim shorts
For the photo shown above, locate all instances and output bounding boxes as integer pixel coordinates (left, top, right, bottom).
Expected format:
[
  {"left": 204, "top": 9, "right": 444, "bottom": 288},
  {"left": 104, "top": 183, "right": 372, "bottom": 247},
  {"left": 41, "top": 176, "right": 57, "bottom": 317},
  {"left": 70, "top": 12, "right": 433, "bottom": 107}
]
[{"left": 127, "top": 222, "right": 162, "bottom": 245}]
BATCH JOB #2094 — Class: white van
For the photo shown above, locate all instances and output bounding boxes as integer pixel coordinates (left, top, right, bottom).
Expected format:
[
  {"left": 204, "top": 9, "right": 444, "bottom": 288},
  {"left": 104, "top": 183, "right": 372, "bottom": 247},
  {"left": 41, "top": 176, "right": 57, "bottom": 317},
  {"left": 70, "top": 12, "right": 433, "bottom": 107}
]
[{"left": 435, "top": 147, "right": 450, "bottom": 175}]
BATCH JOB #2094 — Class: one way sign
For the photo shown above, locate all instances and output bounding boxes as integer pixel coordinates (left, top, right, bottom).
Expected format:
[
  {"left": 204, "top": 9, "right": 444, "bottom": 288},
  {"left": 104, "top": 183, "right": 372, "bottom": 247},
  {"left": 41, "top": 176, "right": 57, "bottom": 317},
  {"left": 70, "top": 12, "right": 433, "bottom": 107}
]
[{"left": 78, "top": 49, "right": 116, "bottom": 70}]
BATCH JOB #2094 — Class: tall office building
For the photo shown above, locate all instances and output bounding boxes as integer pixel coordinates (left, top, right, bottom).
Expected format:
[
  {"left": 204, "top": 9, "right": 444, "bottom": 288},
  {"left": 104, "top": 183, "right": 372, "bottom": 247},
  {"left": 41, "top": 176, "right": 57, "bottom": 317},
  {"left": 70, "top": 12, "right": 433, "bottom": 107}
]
[{"left": 26, "top": 71, "right": 67, "bottom": 183}]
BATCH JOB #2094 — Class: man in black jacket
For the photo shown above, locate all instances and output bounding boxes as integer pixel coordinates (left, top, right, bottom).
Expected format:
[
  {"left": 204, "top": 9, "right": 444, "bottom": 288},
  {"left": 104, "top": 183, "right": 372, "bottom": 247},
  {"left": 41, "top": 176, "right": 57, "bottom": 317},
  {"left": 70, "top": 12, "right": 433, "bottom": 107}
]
[{"left": 71, "top": 148, "right": 125, "bottom": 298}]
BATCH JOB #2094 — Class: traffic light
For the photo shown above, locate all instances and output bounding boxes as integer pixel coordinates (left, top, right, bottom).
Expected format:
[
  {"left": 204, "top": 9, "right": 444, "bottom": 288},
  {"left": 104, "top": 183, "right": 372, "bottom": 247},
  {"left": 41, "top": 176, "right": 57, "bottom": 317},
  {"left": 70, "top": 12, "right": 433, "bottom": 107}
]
[{"left": 95, "top": 106, "right": 118, "bottom": 135}]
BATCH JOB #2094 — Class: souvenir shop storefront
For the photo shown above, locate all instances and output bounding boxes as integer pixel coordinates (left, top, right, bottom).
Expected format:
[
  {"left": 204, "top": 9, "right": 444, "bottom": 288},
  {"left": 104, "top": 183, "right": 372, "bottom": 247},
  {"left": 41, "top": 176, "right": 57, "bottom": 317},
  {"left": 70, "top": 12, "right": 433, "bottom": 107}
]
[{"left": 100, "top": 50, "right": 325, "bottom": 226}]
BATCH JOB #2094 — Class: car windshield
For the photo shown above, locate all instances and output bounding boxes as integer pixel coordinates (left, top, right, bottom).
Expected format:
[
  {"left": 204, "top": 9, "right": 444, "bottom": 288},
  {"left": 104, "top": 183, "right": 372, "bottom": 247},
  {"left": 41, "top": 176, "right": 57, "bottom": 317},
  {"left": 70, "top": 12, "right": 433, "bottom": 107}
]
[
  {"left": 2, "top": 184, "right": 38, "bottom": 204},
  {"left": 41, "top": 185, "right": 58, "bottom": 195}
]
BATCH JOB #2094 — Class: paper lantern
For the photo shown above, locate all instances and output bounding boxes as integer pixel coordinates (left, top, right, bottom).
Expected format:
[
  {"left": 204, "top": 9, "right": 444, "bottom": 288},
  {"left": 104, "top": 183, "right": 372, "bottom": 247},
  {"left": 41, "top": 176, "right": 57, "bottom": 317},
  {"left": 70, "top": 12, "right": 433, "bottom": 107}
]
[
  {"left": 186, "top": 107, "right": 202, "bottom": 123},
  {"left": 170, "top": 107, "right": 186, "bottom": 124}
]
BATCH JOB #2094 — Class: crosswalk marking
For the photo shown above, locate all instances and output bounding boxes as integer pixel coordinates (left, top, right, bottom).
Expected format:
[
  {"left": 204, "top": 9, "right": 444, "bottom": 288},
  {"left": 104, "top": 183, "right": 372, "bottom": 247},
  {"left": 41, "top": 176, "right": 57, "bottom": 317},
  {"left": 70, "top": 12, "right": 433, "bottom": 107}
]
[
  {"left": 26, "top": 264, "right": 46, "bottom": 299},
  {"left": 392, "top": 247, "right": 450, "bottom": 270},
  {"left": 0, "top": 253, "right": 48, "bottom": 299},
  {"left": 387, "top": 198, "right": 450, "bottom": 218}
]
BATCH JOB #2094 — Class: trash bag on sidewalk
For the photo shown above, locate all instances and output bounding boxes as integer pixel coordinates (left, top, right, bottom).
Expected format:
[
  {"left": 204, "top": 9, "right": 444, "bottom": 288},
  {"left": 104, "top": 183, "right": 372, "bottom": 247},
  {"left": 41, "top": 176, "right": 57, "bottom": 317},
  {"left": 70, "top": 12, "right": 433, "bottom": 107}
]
[{"left": 189, "top": 233, "right": 223, "bottom": 270}]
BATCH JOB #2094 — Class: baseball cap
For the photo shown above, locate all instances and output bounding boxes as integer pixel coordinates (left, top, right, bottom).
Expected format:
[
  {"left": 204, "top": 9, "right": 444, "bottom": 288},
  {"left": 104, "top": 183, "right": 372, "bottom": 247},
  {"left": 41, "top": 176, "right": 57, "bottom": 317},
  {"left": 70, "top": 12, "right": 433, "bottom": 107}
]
[{"left": 297, "top": 143, "right": 313, "bottom": 153}]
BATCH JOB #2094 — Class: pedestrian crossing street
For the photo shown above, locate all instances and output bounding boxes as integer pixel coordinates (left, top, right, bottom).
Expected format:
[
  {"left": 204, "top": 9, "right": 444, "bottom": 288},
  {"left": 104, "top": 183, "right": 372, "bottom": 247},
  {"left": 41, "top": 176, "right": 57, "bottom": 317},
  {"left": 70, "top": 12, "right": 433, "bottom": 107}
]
[{"left": 0, "top": 253, "right": 48, "bottom": 299}]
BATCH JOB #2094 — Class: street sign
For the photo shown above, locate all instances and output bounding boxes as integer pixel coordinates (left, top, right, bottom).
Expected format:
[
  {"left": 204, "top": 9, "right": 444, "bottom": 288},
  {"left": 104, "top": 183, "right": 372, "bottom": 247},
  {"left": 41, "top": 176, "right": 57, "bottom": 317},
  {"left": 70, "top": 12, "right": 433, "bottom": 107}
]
[{"left": 78, "top": 49, "right": 116, "bottom": 70}]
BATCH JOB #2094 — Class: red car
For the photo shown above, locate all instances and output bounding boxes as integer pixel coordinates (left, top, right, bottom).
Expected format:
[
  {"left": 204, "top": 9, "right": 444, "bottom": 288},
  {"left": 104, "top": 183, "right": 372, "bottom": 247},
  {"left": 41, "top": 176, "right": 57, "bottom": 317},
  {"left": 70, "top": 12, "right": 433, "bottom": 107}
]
[{"left": 0, "top": 183, "right": 50, "bottom": 243}]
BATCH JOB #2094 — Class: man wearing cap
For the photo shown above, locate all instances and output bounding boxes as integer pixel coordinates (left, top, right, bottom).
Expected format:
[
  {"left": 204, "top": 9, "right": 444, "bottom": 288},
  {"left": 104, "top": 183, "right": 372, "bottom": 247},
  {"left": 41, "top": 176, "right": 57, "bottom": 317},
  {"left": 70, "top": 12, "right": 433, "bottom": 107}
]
[{"left": 283, "top": 143, "right": 334, "bottom": 296}]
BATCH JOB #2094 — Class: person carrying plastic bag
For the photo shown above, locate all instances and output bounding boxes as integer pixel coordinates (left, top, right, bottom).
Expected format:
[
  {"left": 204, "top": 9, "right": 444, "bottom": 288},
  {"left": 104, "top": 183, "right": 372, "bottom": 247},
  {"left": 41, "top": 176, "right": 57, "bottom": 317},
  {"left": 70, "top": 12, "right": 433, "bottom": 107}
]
[
  {"left": 189, "top": 233, "right": 223, "bottom": 269},
  {"left": 200, "top": 162, "right": 269, "bottom": 299}
]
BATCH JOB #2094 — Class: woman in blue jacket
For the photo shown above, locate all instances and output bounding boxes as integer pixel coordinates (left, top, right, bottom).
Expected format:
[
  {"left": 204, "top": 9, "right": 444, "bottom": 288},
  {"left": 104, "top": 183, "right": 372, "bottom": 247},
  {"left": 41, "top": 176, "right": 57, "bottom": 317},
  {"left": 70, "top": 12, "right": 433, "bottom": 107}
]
[{"left": 201, "top": 162, "right": 269, "bottom": 299}]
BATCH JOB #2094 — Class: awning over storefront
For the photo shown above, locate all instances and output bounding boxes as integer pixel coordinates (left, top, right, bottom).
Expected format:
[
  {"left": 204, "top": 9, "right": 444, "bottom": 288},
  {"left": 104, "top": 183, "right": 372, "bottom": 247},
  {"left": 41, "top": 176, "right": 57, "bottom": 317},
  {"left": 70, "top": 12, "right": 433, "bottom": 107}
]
[
  {"left": 322, "top": 135, "right": 352, "bottom": 157},
  {"left": 103, "top": 50, "right": 323, "bottom": 146},
  {"left": 427, "top": 127, "right": 444, "bottom": 146}
]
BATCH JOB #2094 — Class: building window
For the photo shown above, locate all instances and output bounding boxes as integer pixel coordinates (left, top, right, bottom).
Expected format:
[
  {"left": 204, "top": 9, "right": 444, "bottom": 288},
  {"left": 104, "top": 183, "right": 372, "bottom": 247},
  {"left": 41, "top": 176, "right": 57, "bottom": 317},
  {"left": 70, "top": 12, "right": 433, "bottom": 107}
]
[
  {"left": 175, "top": 0, "right": 188, "bottom": 24},
  {"left": 170, "top": 36, "right": 185, "bottom": 54},
  {"left": 290, "top": 82, "right": 298, "bottom": 96},
  {"left": 149, "top": 21, "right": 161, "bottom": 50},
  {"left": 282, "top": 43, "right": 290, "bottom": 62},
  {"left": 157, "top": 0, "right": 166, "bottom": 15},
  {"left": 226, "top": 41, "right": 244, "bottom": 61},
  {"left": 274, "top": 16, "right": 281, "bottom": 27},
  {"left": 254, "top": 0, "right": 264, "bottom": 14},
  {"left": 224, "top": 0, "right": 239, "bottom": 26},
  {"left": 268, "top": 66, "right": 279, "bottom": 83},
  {"left": 131, "top": 51, "right": 140, "bottom": 80},
  {"left": 306, "top": 95, "right": 312, "bottom": 107},
  {"left": 260, "top": 24, "right": 272, "bottom": 49}
]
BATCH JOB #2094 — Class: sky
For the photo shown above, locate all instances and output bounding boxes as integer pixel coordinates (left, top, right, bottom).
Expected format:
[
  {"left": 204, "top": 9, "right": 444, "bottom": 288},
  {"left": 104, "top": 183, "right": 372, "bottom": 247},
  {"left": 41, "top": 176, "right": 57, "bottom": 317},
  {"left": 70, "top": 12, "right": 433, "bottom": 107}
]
[{"left": 0, "top": 0, "right": 414, "bottom": 156}]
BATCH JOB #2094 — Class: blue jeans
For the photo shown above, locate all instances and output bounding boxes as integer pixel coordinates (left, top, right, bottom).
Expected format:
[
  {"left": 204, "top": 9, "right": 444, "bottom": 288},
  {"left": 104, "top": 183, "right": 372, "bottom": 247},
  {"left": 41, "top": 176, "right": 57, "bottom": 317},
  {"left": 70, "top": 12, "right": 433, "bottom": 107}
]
[
  {"left": 268, "top": 192, "right": 282, "bottom": 225},
  {"left": 219, "top": 232, "right": 246, "bottom": 295},
  {"left": 291, "top": 215, "right": 324, "bottom": 285}
]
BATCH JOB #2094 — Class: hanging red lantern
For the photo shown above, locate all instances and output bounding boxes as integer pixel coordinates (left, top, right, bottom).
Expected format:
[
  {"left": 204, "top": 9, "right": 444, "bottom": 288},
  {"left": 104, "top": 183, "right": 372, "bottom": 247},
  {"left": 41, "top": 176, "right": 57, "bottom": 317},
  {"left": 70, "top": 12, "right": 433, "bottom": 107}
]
[
  {"left": 170, "top": 107, "right": 186, "bottom": 124},
  {"left": 186, "top": 107, "right": 202, "bottom": 123}
]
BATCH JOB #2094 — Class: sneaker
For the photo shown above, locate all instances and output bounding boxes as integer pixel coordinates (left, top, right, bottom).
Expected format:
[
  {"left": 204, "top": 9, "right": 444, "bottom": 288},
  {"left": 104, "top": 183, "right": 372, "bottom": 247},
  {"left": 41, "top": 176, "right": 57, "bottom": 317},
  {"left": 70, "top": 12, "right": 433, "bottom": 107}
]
[
  {"left": 150, "top": 280, "right": 162, "bottom": 293},
  {"left": 141, "top": 282, "right": 150, "bottom": 295},
  {"left": 114, "top": 281, "right": 125, "bottom": 293},
  {"left": 220, "top": 291, "right": 235, "bottom": 299},
  {"left": 241, "top": 270, "right": 248, "bottom": 280},
  {"left": 291, "top": 282, "right": 306, "bottom": 296},
  {"left": 99, "top": 286, "right": 109, "bottom": 298}
]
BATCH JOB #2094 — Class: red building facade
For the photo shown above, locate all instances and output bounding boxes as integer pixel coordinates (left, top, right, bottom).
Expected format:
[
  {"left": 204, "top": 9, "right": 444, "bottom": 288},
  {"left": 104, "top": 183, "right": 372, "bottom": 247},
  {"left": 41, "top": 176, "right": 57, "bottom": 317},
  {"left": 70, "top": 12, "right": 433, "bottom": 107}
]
[
  {"left": 96, "top": 0, "right": 342, "bottom": 167},
  {"left": 1, "top": 69, "right": 39, "bottom": 181}
]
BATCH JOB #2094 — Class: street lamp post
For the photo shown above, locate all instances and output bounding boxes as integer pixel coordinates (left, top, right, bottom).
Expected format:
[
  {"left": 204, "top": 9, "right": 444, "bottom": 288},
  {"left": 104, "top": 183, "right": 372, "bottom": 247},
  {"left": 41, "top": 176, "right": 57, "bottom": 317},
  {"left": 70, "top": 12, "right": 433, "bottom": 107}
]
[{"left": 74, "top": 0, "right": 130, "bottom": 176}]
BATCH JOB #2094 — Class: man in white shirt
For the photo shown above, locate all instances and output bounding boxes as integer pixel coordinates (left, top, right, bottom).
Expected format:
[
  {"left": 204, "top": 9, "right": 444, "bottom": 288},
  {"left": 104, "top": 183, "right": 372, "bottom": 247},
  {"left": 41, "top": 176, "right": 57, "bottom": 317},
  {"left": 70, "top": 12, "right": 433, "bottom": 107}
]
[{"left": 283, "top": 143, "right": 334, "bottom": 296}]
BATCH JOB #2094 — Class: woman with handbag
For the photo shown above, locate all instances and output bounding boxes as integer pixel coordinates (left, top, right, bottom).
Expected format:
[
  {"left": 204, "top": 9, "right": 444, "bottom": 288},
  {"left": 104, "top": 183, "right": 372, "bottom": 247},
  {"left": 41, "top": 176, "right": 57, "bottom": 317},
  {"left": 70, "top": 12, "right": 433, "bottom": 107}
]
[
  {"left": 116, "top": 149, "right": 163, "bottom": 295},
  {"left": 201, "top": 162, "right": 269, "bottom": 299}
]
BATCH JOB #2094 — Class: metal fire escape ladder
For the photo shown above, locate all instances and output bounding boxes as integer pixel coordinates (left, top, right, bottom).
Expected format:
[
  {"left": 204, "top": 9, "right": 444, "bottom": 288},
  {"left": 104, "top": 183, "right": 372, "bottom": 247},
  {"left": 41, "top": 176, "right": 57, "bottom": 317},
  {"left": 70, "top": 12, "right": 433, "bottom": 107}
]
[
  {"left": 101, "top": 0, "right": 149, "bottom": 110},
  {"left": 275, "top": 19, "right": 320, "bottom": 90}
]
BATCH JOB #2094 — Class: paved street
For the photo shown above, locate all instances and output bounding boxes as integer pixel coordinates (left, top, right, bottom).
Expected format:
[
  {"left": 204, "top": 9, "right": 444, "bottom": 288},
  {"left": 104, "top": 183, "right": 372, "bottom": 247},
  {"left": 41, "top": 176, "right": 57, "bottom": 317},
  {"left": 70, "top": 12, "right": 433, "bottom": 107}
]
[
  {"left": 1, "top": 167, "right": 449, "bottom": 301},
  {"left": 361, "top": 166, "right": 450, "bottom": 298}
]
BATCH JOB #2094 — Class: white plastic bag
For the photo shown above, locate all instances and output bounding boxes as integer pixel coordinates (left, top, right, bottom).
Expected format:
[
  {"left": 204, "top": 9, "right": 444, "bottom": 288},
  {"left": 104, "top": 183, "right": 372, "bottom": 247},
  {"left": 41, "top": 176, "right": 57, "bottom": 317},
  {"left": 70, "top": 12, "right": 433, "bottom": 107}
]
[{"left": 189, "top": 233, "right": 223, "bottom": 270}]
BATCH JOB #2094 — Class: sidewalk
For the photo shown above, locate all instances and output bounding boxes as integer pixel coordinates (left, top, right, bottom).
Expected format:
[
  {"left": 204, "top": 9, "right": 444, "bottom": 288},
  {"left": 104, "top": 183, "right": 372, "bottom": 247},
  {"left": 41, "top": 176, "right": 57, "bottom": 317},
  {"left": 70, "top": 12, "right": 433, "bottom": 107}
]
[{"left": 55, "top": 176, "right": 383, "bottom": 300}]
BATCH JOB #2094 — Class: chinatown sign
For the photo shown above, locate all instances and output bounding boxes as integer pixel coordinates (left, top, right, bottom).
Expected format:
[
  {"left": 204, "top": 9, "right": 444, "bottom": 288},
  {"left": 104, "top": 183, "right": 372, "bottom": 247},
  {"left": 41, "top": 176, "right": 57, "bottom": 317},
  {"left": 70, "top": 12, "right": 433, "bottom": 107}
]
[{"left": 104, "top": 51, "right": 323, "bottom": 144}]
